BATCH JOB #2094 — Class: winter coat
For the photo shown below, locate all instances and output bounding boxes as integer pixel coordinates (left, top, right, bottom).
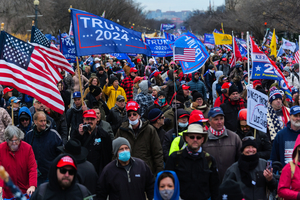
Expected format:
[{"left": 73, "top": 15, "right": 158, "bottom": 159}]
[
  {"left": 212, "top": 71, "right": 223, "bottom": 104},
  {"left": 96, "top": 71, "right": 108, "bottom": 89},
  {"left": 202, "top": 128, "right": 242, "bottom": 180},
  {"left": 204, "top": 70, "right": 216, "bottom": 92},
  {"left": 76, "top": 160, "right": 98, "bottom": 195},
  {"left": 214, "top": 93, "right": 228, "bottom": 107},
  {"left": 107, "top": 105, "right": 127, "bottom": 135},
  {"left": 66, "top": 103, "right": 87, "bottom": 138},
  {"left": 115, "top": 120, "right": 164, "bottom": 175},
  {"left": 24, "top": 124, "right": 62, "bottom": 180},
  {"left": 96, "top": 157, "right": 155, "bottom": 200},
  {"left": 50, "top": 112, "right": 68, "bottom": 145},
  {"left": 84, "top": 93, "right": 109, "bottom": 121},
  {"left": 0, "top": 141, "right": 37, "bottom": 199},
  {"left": 30, "top": 154, "right": 91, "bottom": 200},
  {"left": 103, "top": 85, "right": 127, "bottom": 109},
  {"left": 62, "top": 73, "right": 75, "bottom": 93},
  {"left": 164, "top": 70, "right": 180, "bottom": 103},
  {"left": 223, "top": 158, "right": 277, "bottom": 200},
  {"left": 134, "top": 81, "right": 154, "bottom": 117},
  {"left": 278, "top": 134, "right": 300, "bottom": 200},
  {"left": 285, "top": 73, "right": 300, "bottom": 90},
  {"left": 72, "top": 126, "right": 112, "bottom": 175},
  {"left": 99, "top": 120, "right": 114, "bottom": 141},
  {"left": 219, "top": 64, "right": 230, "bottom": 76},
  {"left": 17, "top": 107, "right": 32, "bottom": 135},
  {"left": 154, "top": 170, "right": 181, "bottom": 200},
  {"left": 0, "top": 107, "right": 12, "bottom": 143},
  {"left": 270, "top": 121, "right": 300, "bottom": 168},
  {"left": 165, "top": 148, "right": 220, "bottom": 200},
  {"left": 187, "top": 73, "right": 207, "bottom": 100}
]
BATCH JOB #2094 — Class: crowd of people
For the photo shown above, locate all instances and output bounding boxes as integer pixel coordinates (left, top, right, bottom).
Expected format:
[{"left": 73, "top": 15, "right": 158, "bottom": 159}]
[{"left": 0, "top": 47, "right": 300, "bottom": 200}]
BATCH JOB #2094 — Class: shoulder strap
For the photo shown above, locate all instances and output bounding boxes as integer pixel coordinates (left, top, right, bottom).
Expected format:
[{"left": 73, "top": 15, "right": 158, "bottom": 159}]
[
  {"left": 179, "top": 136, "right": 184, "bottom": 149},
  {"left": 290, "top": 161, "right": 296, "bottom": 179},
  {"left": 203, "top": 150, "right": 212, "bottom": 169},
  {"left": 38, "top": 183, "right": 49, "bottom": 200}
]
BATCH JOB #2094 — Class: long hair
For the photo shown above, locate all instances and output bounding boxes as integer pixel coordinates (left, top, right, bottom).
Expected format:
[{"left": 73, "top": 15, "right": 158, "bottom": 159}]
[{"left": 88, "top": 76, "right": 100, "bottom": 87}]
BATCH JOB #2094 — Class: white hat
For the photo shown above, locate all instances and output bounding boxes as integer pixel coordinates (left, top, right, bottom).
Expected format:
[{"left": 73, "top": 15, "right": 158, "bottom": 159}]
[
  {"left": 94, "top": 57, "right": 101, "bottom": 62},
  {"left": 183, "top": 124, "right": 208, "bottom": 144}
]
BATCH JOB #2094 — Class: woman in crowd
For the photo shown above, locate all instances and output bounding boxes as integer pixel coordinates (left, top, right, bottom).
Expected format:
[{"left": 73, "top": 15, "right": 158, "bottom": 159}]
[
  {"left": 154, "top": 170, "right": 181, "bottom": 200},
  {"left": 185, "top": 91, "right": 210, "bottom": 118},
  {"left": 102, "top": 76, "right": 127, "bottom": 109},
  {"left": 83, "top": 76, "right": 101, "bottom": 99}
]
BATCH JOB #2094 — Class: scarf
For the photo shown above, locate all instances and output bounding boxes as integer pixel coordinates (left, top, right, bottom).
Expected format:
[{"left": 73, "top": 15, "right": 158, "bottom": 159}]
[
  {"left": 228, "top": 98, "right": 245, "bottom": 110},
  {"left": 186, "top": 146, "right": 200, "bottom": 157},
  {"left": 209, "top": 126, "right": 225, "bottom": 137},
  {"left": 238, "top": 154, "right": 259, "bottom": 187},
  {"left": 267, "top": 105, "right": 290, "bottom": 141}
]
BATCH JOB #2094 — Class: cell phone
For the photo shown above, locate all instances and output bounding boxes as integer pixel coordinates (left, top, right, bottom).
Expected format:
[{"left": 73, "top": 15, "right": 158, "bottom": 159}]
[{"left": 266, "top": 160, "right": 272, "bottom": 170}]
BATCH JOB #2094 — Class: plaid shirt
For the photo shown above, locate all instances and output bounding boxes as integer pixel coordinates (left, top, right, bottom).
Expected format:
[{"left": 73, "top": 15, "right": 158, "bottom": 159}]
[
  {"left": 134, "top": 93, "right": 154, "bottom": 117},
  {"left": 120, "top": 76, "right": 134, "bottom": 101}
]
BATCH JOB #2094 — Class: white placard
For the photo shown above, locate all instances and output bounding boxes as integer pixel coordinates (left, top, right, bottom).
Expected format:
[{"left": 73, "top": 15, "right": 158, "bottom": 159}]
[
  {"left": 247, "top": 88, "right": 268, "bottom": 133},
  {"left": 161, "top": 71, "right": 168, "bottom": 81}
]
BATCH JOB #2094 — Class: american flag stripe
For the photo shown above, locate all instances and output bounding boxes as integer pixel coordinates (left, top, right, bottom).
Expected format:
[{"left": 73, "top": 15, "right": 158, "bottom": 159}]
[
  {"left": 295, "top": 50, "right": 300, "bottom": 63},
  {"left": 174, "top": 48, "right": 196, "bottom": 62}
]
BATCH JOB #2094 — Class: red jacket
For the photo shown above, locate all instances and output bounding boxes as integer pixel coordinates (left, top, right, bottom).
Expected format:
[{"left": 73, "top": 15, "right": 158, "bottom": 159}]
[
  {"left": 278, "top": 134, "right": 300, "bottom": 200},
  {"left": 0, "top": 141, "right": 37, "bottom": 199},
  {"left": 214, "top": 93, "right": 228, "bottom": 107}
]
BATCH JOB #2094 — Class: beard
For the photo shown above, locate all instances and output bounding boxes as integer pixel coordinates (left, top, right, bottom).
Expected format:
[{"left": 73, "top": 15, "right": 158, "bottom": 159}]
[
  {"left": 291, "top": 118, "right": 300, "bottom": 127},
  {"left": 58, "top": 177, "right": 73, "bottom": 189}
]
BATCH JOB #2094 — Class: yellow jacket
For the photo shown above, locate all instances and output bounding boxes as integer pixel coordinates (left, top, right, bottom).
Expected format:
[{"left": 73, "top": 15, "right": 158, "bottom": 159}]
[
  {"left": 169, "top": 130, "right": 187, "bottom": 156},
  {"left": 103, "top": 85, "right": 127, "bottom": 109}
]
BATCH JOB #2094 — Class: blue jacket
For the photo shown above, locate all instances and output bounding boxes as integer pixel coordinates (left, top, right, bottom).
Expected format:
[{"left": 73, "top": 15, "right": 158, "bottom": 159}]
[
  {"left": 24, "top": 124, "right": 62, "bottom": 179},
  {"left": 17, "top": 107, "right": 32, "bottom": 135},
  {"left": 270, "top": 121, "right": 300, "bottom": 167},
  {"left": 154, "top": 170, "right": 180, "bottom": 200},
  {"left": 187, "top": 73, "right": 207, "bottom": 100}
]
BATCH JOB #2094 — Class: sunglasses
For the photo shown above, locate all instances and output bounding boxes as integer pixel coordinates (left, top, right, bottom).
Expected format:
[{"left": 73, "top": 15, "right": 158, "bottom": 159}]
[
  {"left": 59, "top": 168, "right": 76, "bottom": 175},
  {"left": 20, "top": 118, "right": 30, "bottom": 122},
  {"left": 240, "top": 125, "right": 250, "bottom": 129},
  {"left": 188, "top": 135, "right": 203, "bottom": 140},
  {"left": 242, "top": 136, "right": 255, "bottom": 141},
  {"left": 128, "top": 113, "right": 137, "bottom": 117}
]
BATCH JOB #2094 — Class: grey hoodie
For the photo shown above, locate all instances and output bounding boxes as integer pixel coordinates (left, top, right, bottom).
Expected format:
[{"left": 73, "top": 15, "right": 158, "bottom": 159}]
[
  {"left": 139, "top": 80, "right": 149, "bottom": 94},
  {"left": 212, "top": 71, "right": 223, "bottom": 104}
]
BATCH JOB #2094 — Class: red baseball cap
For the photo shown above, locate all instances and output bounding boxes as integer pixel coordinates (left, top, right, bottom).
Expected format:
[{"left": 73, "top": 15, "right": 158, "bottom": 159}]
[
  {"left": 189, "top": 110, "right": 208, "bottom": 124},
  {"left": 130, "top": 68, "right": 138, "bottom": 73},
  {"left": 137, "top": 58, "right": 141, "bottom": 63},
  {"left": 3, "top": 87, "right": 13, "bottom": 95},
  {"left": 242, "top": 57, "right": 248, "bottom": 61},
  {"left": 126, "top": 101, "right": 140, "bottom": 112},
  {"left": 222, "top": 58, "right": 227, "bottom": 61},
  {"left": 182, "top": 85, "right": 190, "bottom": 90},
  {"left": 83, "top": 110, "right": 97, "bottom": 119},
  {"left": 153, "top": 71, "right": 161, "bottom": 77},
  {"left": 221, "top": 82, "right": 232, "bottom": 89},
  {"left": 253, "top": 80, "right": 262, "bottom": 88},
  {"left": 133, "top": 76, "right": 143, "bottom": 84},
  {"left": 57, "top": 156, "right": 77, "bottom": 170}
]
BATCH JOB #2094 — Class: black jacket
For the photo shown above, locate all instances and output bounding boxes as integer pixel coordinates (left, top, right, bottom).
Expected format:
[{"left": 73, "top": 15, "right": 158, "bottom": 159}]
[
  {"left": 152, "top": 125, "right": 165, "bottom": 148},
  {"left": 165, "top": 148, "right": 219, "bottom": 200},
  {"left": 50, "top": 112, "right": 68, "bottom": 145},
  {"left": 106, "top": 105, "right": 127, "bottom": 134},
  {"left": 220, "top": 99, "right": 245, "bottom": 132},
  {"left": 72, "top": 126, "right": 112, "bottom": 175},
  {"left": 96, "top": 71, "right": 107, "bottom": 89},
  {"left": 66, "top": 103, "right": 86, "bottom": 138},
  {"left": 236, "top": 128, "right": 272, "bottom": 160},
  {"left": 30, "top": 154, "right": 91, "bottom": 200},
  {"left": 77, "top": 160, "right": 98, "bottom": 195},
  {"left": 85, "top": 93, "right": 109, "bottom": 121},
  {"left": 96, "top": 157, "right": 154, "bottom": 200}
]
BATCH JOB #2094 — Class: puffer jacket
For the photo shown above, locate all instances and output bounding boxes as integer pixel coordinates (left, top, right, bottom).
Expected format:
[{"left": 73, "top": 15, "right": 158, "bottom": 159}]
[
  {"left": 187, "top": 72, "right": 207, "bottom": 100},
  {"left": 115, "top": 120, "right": 164, "bottom": 175},
  {"left": 0, "top": 108, "right": 12, "bottom": 143},
  {"left": 102, "top": 85, "right": 127, "bottom": 109}
]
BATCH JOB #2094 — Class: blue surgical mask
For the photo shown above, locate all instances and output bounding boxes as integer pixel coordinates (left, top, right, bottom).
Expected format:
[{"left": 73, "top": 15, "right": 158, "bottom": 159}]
[
  {"left": 178, "top": 122, "right": 188, "bottom": 128},
  {"left": 118, "top": 150, "right": 131, "bottom": 162}
]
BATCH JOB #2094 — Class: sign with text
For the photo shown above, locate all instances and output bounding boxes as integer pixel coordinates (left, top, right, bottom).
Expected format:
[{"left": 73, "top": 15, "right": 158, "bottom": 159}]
[
  {"left": 161, "top": 24, "right": 176, "bottom": 31},
  {"left": 247, "top": 88, "right": 268, "bottom": 133},
  {"left": 145, "top": 37, "right": 173, "bottom": 57},
  {"left": 60, "top": 33, "right": 76, "bottom": 63}
]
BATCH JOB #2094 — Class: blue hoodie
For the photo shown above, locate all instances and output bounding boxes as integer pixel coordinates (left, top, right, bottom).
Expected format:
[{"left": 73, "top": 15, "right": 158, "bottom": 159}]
[
  {"left": 154, "top": 170, "right": 180, "bottom": 200},
  {"left": 17, "top": 107, "right": 32, "bottom": 134}
]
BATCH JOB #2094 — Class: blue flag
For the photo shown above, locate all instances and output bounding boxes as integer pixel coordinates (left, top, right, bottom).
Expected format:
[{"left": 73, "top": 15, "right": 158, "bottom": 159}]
[
  {"left": 203, "top": 34, "right": 214, "bottom": 49},
  {"left": 169, "top": 31, "right": 209, "bottom": 74},
  {"left": 238, "top": 43, "right": 247, "bottom": 57},
  {"left": 164, "top": 32, "right": 178, "bottom": 42},
  {"left": 71, "top": 8, "right": 151, "bottom": 56},
  {"left": 110, "top": 53, "right": 135, "bottom": 67},
  {"left": 161, "top": 24, "right": 176, "bottom": 31},
  {"left": 277, "top": 45, "right": 285, "bottom": 57},
  {"left": 181, "top": 26, "right": 186, "bottom": 31},
  {"left": 60, "top": 32, "right": 76, "bottom": 63},
  {"left": 145, "top": 37, "right": 173, "bottom": 57}
]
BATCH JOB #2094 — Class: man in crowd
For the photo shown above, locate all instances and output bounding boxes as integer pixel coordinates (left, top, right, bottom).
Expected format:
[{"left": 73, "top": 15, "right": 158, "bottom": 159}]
[
  {"left": 61, "top": 70, "right": 75, "bottom": 94},
  {"left": 73, "top": 109, "right": 112, "bottom": 175},
  {"left": 187, "top": 72, "right": 206, "bottom": 101},
  {"left": 96, "top": 66, "right": 107, "bottom": 89},
  {"left": 214, "top": 82, "right": 231, "bottom": 107},
  {"left": 93, "top": 107, "right": 114, "bottom": 141},
  {"left": 30, "top": 99, "right": 56, "bottom": 130},
  {"left": 24, "top": 111, "right": 62, "bottom": 185},
  {"left": 219, "top": 57, "right": 230, "bottom": 76},
  {"left": 17, "top": 106, "right": 33, "bottom": 135},
  {"left": 202, "top": 107, "right": 242, "bottom": 180},
  {"left": 148, "top": 108, "right": 166, "bottom": 147},
  {"left": 165, "top": 123, "right": 219, "bottom": 200},
  {"left": 115, "top": 101, "right": 164, "bottom": 175},
  {"left": 283, "top": 66, "right": 300, "bottom": 90},
  {"left": 97, "top": 137, "right": 154, "bottom": 200},
  {"left": 107, "top": 95, "right": 127, "bottom": 135},
  {"left": 120, "top": 67, "right": 138, "bottom": 101},
  {"left": 134, "top": 80, "right": 154, "bottom": 118}
]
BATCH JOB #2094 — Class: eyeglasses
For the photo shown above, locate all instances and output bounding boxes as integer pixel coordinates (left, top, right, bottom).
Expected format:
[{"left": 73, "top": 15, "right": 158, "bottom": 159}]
[
  {"left": 159, "top": 115, "right": 165, "bottom": 119},
  {"left": 128, "top": 113, "right": 137, "bottom": 117},
  {"left": 59, "top": 168, "right": 76, "bottom": 175},
  {"left": 7, "top": 139, "right": 20, "bottom": 143},
  {"left": 188, "top": 135, "right": 203, "bottom": 140},
  {"left": 240, "top": 125, "right": 250, "bottom": 129},
  {"left": 242, "top": 136, "right": 255, "bottom": 141},
  {"left": 20, "top": 118, "right": 30, "bottom": 122}
]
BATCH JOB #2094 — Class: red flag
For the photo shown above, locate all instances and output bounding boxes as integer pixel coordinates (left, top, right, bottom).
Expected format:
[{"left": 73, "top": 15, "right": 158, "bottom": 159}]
[{"left": 230, "top": 38, "right": 243, "bottom": 68}]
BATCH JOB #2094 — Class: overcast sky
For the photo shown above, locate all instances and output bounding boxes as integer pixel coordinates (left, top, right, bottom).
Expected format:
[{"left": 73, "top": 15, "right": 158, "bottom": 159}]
[{"left": 137, "top": 0, "right": 225, "bottom": 12}]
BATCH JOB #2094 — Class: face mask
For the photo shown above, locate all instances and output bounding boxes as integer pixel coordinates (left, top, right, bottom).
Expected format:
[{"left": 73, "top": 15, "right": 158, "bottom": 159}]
[
  {"left": 158, "top": 98, "right": 166, "bottom": 106},
  {"left": 118, "top": 150, "right": 131, "bottom": 162},
  {"left": 129, "top": 118, "right": 139, "bottom": 126},
  {"left": 178, "top": 122, "right": 188, "bottom": 128},
  {"left": 159, "top": 189, "right": 174, "bottom": 200},
  {"left": 171, "top": 102, "right": 183, "bottom": 109}
]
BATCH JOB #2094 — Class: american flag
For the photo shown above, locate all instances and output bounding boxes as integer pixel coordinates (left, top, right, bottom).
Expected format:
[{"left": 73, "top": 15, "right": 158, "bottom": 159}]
[
  {"left": 174, "top": 47, "right": 195, "bottom": 62},
  {"left": 31, "top": 26, "right": 74, "bottom": 75},
  {"left": 295, "top": 50, "right": 300, "bottom": 63},
  {"left": 0, "top": 31, "right": 65, "bottom": 114}
]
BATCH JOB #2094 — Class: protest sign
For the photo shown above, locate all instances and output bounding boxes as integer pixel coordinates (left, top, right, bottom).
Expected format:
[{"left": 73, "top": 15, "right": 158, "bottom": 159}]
[
  {"left": 247, "top": 88, "right": 268, "bottom": 132},
  {"left": 145, "top": 37, "right": 173, "bottom": 57}
]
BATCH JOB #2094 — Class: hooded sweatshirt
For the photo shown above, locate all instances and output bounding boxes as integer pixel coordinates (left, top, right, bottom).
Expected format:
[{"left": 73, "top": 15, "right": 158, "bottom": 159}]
[
  {"left": 154, "top": 170, "right": 181, "bottom": 200},
  {"left": 278, "top": 134, "right": 300, "bottom": 200},
  {"left": 134, "top": 80, "right": 154, "bottom": 117},
  {"left": 17, "top": 107, "right": 32, "bottom": 134},
  {"left": 212, "top": 71, "right": 223, "bottom": 104},
  {"left": 30, "top": 154, "right": 91, "bottom": 200}
]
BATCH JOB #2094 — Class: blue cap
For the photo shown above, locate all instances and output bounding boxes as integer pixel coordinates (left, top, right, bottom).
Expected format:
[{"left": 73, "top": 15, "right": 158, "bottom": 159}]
[
  {"left": 290, "top": 106, "right": 300, "bottom": 116},
  {"left": 208, "top": 107, "right": 224, "bottom": 118},
  {"left": 8, "top": 96, "right": 20, "bottom": 104},
  {"left": 292, "top": 88, "right": 299, "bottom": 96},
  {"left": 72, "top": 91, "right": 81, "bottom": 99}
]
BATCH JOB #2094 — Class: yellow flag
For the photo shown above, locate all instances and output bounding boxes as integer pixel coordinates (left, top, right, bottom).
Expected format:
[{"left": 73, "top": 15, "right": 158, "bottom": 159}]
[
  {"left": 270, "top": 29, "right": 277, "bottom": 57},
  {"left": 213, "top": 32, "right": 232, "bottom": 45}
]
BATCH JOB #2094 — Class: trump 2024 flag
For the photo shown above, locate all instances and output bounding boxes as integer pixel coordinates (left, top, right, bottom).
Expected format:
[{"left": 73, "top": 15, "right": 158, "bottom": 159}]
[{"left": 174, "top": 47, "right": 195, "bottom": 62}]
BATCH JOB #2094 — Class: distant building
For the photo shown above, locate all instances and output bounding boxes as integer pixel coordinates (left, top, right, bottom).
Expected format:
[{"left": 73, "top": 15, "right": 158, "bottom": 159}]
[{"left": 146, "top": 10, "right": 192, "bottom": 23}]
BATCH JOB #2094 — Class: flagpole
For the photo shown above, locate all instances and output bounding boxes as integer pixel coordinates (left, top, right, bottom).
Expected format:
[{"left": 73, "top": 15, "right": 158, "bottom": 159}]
[
  {"left": 172, "top": 45, "right": 178, "bottom": 139},
  {"left": 11, "top": 99, "right": 14, "bottom": 126},
  {"left": 232, "top": 31, "right": 236, "bottom": 65},
  {"left": 247, "top": 31, "right": 250, "bottom": 79},
  {"left": 298, "top": 35, "right": 300, "bottom": 79},
  {"left": 76, "top": 57, "right": 84, "bottom": 106}
]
